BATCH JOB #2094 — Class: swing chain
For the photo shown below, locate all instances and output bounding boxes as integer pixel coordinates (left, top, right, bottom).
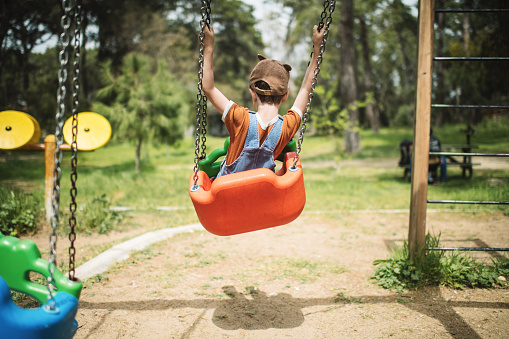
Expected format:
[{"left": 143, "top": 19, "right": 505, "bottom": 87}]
[
  {"left": 47, "top": 0, "right": 72, "bottom": 311},
  {"left": 68, "top": 0, "right": 82, "bottom": 282},
  {"left": 192, "top": 0, "right": 212, "bottom": 190},
  {"left": 292, "top": 0, "right": 335, "bottom": 169}
]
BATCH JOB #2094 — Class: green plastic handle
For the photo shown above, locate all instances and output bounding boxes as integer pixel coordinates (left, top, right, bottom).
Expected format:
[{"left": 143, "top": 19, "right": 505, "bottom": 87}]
[
  {"left": 0, "top": 233, "right": 82, "bottom": 304},
  {"left": 198, "top": 138, "right": 230, "bottom": 178}
]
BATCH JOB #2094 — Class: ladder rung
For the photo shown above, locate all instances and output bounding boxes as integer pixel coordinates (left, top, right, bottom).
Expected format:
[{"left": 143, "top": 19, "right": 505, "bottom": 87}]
[
  {"left": 429, "top": 152, "right": 509, "bottom": 157},
  {"left": 434, "top": 57, "right": 509, "bottom": 61},
  {"left": 432, "top": 104, "right": 509, "bottom": 109},
  {"left": 427, "top": 200, "right": 509, "bottom": 205},
  {"left": 435, "top": 9, "right": 509, "bottom": 13},
  {"left": 427, "top": 247, "right": 509, "bottom": 252}
]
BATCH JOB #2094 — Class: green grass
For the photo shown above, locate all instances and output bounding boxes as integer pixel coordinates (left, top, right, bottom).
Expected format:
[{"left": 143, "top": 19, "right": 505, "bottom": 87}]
[
  {"left": 373, "top": 233, "right": 509, "bottom": 291},
  {"left": 1, "top": 122, "right": 508, "bottom": 235}
]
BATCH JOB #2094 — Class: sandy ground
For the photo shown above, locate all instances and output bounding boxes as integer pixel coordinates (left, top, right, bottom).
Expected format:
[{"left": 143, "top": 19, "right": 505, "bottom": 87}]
[
  {"left": 8, "top": 156, "right": 508, "bottom": 338},
  {"left": 65, "top": 210, "right": 509, "bottom": 339}
]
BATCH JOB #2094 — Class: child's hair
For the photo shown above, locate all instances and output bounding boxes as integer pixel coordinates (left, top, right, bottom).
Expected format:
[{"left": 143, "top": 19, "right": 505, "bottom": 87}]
[{"left": 254, "top": 81, "right": 285, "bottom": 105}]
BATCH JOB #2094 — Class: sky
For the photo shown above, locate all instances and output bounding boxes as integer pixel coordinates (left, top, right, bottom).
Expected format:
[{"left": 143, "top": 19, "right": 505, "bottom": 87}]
[{"left": 242, "top": 0, "right": 418, "bottom": 63}]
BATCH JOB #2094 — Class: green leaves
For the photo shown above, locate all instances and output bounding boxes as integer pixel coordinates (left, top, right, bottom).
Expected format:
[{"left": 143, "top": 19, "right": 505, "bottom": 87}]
[
  {"left": 75, "top": 195, "right": 123, "bottom": 235},
  {"left": 0, "top": 187, "right": 41, "bottom": 236},
  {"left": 93, "top": 53, "right": 190, "bottom": 171},
  {"left": 373, "top": 233, "right": 509, "bottom": 291}
]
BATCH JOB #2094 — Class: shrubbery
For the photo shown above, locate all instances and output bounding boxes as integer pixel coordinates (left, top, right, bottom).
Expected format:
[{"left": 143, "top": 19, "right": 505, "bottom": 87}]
[
  {"left": 74, "top": 194, "right": 122, "bottom": 235},
  {"left": 0, "top": 186, "right": 41, "bottom": 236},
  {"left": 373, "top": 234, "right": 508, "bottom": 291}
]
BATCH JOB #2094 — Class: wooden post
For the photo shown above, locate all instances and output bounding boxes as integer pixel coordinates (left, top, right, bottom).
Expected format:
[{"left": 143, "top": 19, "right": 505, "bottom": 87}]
[
  {"left": 408, "top": 0, "right": 435, "bottom": 259},
  {"left": 44, "top": 134, "right": 57, "bottom": 223},
  {"left": 18, "top": 140, "right": 71, "bottom": 223},
  {"left": 44, "top": 135, "right": 56, "bottom": 223}
]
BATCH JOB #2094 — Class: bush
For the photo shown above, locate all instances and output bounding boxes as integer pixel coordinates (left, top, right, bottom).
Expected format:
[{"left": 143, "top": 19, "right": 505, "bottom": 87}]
[
  {"left": 373, "top": 233, "right": 508, "bottom": 291},
  {"left": 75, "top": 194, "right": 122, "bottom": 234},
  {"left": 0, "top": 186, "right": 41, "bottom": 236}
]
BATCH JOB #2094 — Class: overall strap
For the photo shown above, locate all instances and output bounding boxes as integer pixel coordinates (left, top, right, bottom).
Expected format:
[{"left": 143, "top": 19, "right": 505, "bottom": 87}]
[
  {"left": 244, "top": 111, "right": 260, "bottom": 148},
  {"left": 261, "top": 116, "right": 283, "bottom": 152}
]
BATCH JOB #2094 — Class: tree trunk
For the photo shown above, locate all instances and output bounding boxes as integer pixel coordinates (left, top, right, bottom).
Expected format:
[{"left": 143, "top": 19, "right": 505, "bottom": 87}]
[
  {"left": 81, "top": 13, "right": 89, "bottom": 103},
  {"left": 463, "top": 8, "right": 471, "bottom": 55},
  {"left": 359, "top": 15, "right": 379, "bottom": 134},
  {"left": 340, "top": 0, "right": 361, "bottom": 154},
  {"left": 135, "top": 138, "right": 142, "bottom": 173},
  {"left": 393, "top": 0, "right": 414, "bottom": 88}
]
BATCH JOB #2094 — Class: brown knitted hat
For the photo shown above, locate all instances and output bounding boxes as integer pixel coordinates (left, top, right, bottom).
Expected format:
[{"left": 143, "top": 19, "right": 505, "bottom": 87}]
[{"left": 249, "top": 54, "right": 292, "bottom": 96}]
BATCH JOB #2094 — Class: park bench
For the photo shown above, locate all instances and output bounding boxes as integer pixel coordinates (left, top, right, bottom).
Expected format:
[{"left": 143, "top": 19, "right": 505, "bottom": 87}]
[{"left": 398, "top": 126, "right": 481, "bottom": 181}]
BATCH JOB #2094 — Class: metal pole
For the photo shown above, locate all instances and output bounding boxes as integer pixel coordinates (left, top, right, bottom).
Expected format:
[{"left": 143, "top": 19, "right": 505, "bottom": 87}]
[
  {"left": 428, "top": 247, "right": 509, "bottom": 252},
  {"left": 435, "top": 9, "right": 509, "bottom": 13},
  {"left": 430, "top": 152, "right": 509, "bottom": 157},
  {"left": 432, "top": 104, "right": 509, "bottom": 109},
  {"left": 428, "top": 200, "right": 509, "bottom": 205}
]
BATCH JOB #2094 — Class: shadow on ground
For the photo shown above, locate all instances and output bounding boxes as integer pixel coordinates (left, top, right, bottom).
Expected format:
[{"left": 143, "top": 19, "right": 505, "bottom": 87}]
[{"left": 79, "top": 285, "right": 508, "bottom": 338}]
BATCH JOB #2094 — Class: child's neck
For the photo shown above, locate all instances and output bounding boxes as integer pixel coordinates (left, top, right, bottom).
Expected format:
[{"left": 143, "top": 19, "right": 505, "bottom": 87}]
[{"left": 255, "top": 103, "right": 280, "bottom": 125}]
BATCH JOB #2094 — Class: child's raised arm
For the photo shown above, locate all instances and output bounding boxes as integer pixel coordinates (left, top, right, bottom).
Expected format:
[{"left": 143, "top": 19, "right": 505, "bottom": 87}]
[
  {"left": 202, "top": 24, "right": 229, "bottom": 114},
  {"left": 292, "top": 25, "right": 326, "bottom": 114}
]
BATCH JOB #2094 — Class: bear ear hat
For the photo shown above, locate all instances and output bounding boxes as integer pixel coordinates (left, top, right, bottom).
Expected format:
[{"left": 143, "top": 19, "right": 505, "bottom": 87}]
[{"left": 257, "top": 54, "right": 292, "bottom": 72}]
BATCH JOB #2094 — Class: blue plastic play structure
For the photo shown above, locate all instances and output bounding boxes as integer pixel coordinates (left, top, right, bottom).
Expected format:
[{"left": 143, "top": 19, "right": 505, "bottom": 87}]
[
  {"left": 0, "top": 234, "right": 82, "bottom": 338},
  {"left": 0, "top": 276, "right": 79, "bottom": 339}
]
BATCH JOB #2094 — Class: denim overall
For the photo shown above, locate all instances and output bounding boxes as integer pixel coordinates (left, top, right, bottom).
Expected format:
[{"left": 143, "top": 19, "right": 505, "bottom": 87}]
[{"left": 217, "top": 111, "right": 283, "bottom": 177}]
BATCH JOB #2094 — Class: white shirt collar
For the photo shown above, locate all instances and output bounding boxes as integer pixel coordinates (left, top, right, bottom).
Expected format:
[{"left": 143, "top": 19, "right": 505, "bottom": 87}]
[{"left": 256, "top": 113, "right": 279, "bottom": 130}]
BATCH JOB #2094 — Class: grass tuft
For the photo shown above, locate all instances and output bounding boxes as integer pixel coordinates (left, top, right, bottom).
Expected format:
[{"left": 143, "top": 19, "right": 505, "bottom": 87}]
[{"left": 373, "top": 233, "right": 509, "bottom": 291}]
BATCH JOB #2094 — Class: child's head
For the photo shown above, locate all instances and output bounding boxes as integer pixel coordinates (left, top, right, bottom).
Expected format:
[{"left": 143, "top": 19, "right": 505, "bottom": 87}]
[{"left": 249, "top": 55, "right": 292, "bottom": 105}]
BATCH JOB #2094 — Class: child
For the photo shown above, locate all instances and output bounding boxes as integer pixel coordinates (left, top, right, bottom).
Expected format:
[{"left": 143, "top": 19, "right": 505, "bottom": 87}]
[{"left": 202, "top": 24, "right": 325, "bottom": 177}]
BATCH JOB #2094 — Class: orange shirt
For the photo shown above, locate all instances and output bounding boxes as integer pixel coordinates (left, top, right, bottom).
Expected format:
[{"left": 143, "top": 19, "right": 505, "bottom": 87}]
[{"left": 222, "top": 101, "right": 302, "bottom": 165}]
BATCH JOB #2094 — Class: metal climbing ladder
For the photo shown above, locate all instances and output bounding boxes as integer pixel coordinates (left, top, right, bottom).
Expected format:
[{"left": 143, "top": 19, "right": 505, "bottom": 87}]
[{"left": 408, "top": 1, "right": 509, "bottom": 257}]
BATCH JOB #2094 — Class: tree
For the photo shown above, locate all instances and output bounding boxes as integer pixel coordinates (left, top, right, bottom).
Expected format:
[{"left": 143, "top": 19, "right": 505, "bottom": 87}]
[
  {"left": 94, "top": 54, "right": 189, "bottom": 172},
  {"left": 358, "top": 14, "right": 379, "bottom": 133},
  {"left": 178, "top": 0, "right": 264, "bottom": 106},
  {"left": 340, "top": 0, "right": 361, "bottom": 154},
  {"left": 0, "top": 0, "right": 60, "bottom": 110}
]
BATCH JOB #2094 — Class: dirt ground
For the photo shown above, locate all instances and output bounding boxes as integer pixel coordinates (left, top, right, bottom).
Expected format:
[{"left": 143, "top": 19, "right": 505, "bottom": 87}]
[
  {"left": 11, "top": 156, "right": 508, "bottom": 338},
  {"left": 43, "top": 209, "right": 505, "bottom": 339}
]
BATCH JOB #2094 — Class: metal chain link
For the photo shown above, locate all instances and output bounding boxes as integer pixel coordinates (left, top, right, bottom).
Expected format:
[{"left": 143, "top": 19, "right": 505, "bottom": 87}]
[
  {"left": 192, "top": 0, "right": 212, "bottom": 191},
  {"left": 292, "top": 0, "right": 336, "bottom": 169},
  {"left": 47, "top": 0, "right": 72, "bottom": 311},
  {"left": 318, "top": 0, "right": 330, "bottom": 30},
  {"left": 68, "top": 0, "right": 82, "bottom": 282}
]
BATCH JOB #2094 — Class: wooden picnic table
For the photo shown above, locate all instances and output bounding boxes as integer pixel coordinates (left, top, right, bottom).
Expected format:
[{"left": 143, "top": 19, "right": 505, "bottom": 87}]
[{"left": 441, "top": 144, "right": 480, "bottom": 178}]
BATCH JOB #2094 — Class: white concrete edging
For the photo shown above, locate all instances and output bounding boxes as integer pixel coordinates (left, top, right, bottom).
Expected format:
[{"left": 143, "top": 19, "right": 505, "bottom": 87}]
[{"left": 75, "top": 223, "right": 204, "bottom": 280}]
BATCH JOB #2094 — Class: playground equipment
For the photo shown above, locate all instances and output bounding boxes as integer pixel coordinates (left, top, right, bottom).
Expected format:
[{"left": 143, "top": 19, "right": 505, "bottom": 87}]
[
  {"left": 0, "top": 0, "right": 86, "bottom": 337},
  {"left": 0, "top": 110, "right": 41, "bottom": 149},
  {"left": 0, "top": 110, "right": 111, "bottom": 152},
  {"left": 63, "top": 112, "right": 112, "bottom": 151},
  {"left": 189, "top": 0, "right": 336, "bottom": 235},
  {"left": 0, "top": 234, "right": 82, "bottom": 338},
  {"left": 408, "top": 1, "right": 509, "bottom": 258},
  {"left": 0, "top": 110, "right": 111, "bottom": 222}
]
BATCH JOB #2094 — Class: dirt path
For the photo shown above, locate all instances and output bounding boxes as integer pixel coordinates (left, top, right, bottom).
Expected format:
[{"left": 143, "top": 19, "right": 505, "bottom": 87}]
[{"left": 72, "top": 211, "right": 508, "bottom": 338}]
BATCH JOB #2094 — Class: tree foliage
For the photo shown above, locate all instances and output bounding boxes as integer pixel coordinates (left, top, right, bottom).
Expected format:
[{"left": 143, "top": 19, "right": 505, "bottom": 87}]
[
  {"left": 94, "top": 54, "right": 188, "bottom": 172},
  {"left": 1, "top": 0, "right": 508, "bottom": 159}
]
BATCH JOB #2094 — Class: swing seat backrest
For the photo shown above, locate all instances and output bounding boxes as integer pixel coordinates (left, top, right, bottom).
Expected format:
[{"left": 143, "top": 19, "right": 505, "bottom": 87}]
[
  {"left": 0, "top": 234, "right": 82, "bottom": 304},
  {"left": 0, "top": 276, "right": 79, "bottom": 339},
  {"left": 190, "top": 152, "right": 305, "bottom": 236},
  {"left": 198, "top": 137, "right": 297, "bottom": 178}
]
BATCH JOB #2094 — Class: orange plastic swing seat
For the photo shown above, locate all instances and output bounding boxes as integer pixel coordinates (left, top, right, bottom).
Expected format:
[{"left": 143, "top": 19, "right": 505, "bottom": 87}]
[{"left": 189, "top": 152, "right": 306, "bottom": 236}]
